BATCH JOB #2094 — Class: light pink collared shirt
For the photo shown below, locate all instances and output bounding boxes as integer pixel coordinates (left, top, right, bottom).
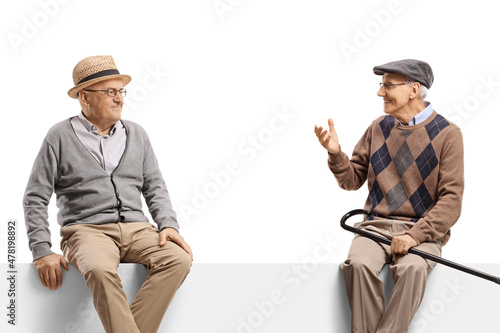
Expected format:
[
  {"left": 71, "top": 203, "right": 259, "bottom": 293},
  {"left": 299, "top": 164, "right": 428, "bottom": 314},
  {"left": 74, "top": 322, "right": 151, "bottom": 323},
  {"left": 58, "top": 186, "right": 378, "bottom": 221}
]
[{"left": 70, "top": 112, "right": 127, "bottom": 175}]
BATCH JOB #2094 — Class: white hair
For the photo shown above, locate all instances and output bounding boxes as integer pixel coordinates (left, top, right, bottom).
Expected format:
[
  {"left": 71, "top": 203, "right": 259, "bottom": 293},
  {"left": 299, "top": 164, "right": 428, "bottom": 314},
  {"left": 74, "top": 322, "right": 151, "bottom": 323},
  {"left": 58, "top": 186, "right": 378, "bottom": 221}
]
[{"left": 405, "top": 76, "right": 428, "bottom": 100}]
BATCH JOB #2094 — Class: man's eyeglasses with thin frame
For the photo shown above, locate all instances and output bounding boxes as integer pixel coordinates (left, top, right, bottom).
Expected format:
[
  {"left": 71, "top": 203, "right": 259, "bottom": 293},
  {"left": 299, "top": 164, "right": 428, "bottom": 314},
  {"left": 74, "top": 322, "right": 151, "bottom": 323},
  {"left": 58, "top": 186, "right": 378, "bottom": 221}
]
[
  {"left": 84, "top": 88, "right": 127, "bottom": 97},
  {"left": 379, "top": 82, "right": 409, "bottom": 90}
]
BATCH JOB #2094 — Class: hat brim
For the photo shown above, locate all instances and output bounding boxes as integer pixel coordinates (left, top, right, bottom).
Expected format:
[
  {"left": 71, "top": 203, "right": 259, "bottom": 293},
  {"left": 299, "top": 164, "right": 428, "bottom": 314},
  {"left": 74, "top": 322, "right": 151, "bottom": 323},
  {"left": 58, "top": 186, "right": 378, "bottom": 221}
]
[
  {"left": 373, "top": 68, "right": 428, "bottom": 88},
  {"left": 373, "top": 67, "right": 405, "bottom": 77},
  {"left": 67, "top": 74, "right": 132, "bottom": 99},
  {"left": 373, "top": 68, "right": 389, "bottom": 75}
]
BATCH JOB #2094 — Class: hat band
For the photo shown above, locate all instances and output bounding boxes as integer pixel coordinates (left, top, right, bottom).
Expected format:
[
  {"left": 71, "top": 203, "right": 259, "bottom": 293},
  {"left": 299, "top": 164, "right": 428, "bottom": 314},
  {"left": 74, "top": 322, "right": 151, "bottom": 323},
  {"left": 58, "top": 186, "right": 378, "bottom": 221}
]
[{"left": 77, "top": 69, "right": 121, "bottom": 85}]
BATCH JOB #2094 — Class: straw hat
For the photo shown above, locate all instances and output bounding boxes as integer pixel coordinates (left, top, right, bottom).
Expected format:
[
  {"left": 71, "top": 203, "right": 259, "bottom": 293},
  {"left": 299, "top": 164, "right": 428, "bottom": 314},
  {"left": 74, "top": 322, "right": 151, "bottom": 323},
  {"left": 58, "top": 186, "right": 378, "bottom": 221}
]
[{"left": 67, "top": 55, "right": 132, "bottom": 98}]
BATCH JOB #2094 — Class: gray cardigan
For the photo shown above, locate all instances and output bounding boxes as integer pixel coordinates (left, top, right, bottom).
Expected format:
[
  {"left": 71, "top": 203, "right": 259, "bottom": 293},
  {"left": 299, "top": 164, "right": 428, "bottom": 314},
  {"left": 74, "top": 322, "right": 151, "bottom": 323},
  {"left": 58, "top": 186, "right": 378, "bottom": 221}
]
[{"left": 23, "top": 118, "right": 179, "bottom": 261}]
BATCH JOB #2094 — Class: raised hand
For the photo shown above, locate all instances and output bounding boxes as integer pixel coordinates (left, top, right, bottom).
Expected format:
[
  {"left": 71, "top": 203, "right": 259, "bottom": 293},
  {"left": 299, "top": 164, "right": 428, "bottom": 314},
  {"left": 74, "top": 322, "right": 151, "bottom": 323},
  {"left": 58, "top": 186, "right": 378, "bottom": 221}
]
[{"left": 314, "top": 118, "right": 340, "bottom": 155}]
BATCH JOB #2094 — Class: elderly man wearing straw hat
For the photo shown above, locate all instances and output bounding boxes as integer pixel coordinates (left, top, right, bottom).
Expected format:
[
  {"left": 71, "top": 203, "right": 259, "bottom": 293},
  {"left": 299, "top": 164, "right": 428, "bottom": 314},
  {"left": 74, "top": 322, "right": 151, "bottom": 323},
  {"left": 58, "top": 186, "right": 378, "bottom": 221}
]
[
  {"left": 314, "top": 59, "right": 464, "bottom": 332},
  {"left": 23, "top": 55, "right": 192, "bottom": 333}
]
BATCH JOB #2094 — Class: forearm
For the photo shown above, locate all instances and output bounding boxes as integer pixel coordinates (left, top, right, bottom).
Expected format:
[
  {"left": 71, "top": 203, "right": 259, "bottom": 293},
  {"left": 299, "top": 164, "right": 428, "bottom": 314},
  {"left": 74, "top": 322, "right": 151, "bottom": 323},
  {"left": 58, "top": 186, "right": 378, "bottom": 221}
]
[
  {"left": 23, "top": 140, "right": 58, "bottom": 261},
  {"left": 327, "top": 149, "right": 368, "bottom": 190},
  {"left": 406, "top": 191, "right": 462, "bottom": 244},
  {"left": 143, "top": 177, "right": 179, "bottom": 231},
  {"left": 327, "top": 123, "right": 372, "bottom": 190},
  {"left": 142, "top": 138, "right": 179, "bottom": 231},
  {"left": 24, "top": 199, "right": 55, "bottom": 261}
]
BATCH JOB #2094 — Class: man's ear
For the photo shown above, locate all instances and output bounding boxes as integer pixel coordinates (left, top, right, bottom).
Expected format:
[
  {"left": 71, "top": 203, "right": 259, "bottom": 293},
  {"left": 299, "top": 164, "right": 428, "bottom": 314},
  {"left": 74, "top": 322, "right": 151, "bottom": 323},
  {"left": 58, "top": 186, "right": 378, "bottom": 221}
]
[
  {"left": 79, "top": 91, "right": 91, "bottom": 106},
  {"left": 409, "top": 82, "right": 420, "bottom": 100}
]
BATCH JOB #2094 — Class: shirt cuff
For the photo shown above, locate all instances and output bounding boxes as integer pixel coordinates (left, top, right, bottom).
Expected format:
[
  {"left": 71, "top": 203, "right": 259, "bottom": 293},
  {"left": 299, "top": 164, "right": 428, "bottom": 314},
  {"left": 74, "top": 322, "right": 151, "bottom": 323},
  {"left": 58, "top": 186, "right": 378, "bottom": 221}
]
[
  {"left": 157, "top": 219, "right": 179, "bottom": 233},
  {"left": 327, "top": 149, "right": 348, "bottom": 169},
  {"left": 31, "top": 242, "right": 55, "bottom": 262},
  {"left": 405, "top": 227, "right": 425, "bottom": 245}
]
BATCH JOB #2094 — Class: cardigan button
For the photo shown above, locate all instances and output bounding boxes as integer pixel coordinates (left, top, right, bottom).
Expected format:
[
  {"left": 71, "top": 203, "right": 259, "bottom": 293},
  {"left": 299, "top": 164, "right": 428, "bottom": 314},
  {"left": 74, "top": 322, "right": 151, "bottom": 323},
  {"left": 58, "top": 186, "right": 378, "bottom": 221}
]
[{"left": 119, "top": 215, "right": 125, "bottom": 221}]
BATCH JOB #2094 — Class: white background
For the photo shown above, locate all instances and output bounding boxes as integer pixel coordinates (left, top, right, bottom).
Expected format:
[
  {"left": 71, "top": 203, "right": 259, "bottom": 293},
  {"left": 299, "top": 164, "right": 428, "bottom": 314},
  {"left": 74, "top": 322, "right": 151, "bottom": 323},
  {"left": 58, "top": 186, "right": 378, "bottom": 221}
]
[{"left": 1, "top": 0, "right": 499, "bottom": 265}]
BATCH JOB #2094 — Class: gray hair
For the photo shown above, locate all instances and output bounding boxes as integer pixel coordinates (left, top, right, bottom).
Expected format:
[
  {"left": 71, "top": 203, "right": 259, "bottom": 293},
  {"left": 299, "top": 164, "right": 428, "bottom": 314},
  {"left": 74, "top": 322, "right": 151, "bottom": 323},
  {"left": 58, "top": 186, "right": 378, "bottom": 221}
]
[{"left": 405, "top": 76, "right": 428, "bottom": 100}]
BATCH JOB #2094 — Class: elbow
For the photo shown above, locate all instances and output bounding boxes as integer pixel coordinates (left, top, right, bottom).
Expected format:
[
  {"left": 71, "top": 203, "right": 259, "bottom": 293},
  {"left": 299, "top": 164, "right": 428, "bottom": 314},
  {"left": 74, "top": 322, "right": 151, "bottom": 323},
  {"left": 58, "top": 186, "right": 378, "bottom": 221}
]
[{"left": 337, "top": 179, "right": 363, "bottom": 191}]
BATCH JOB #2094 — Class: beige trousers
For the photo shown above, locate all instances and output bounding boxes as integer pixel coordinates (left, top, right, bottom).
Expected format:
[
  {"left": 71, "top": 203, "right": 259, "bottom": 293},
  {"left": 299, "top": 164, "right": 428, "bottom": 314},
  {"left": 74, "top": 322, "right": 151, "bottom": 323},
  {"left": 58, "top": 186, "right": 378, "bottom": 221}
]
[
  {"left": 61, "top": 222, "right": 191, "bottom": 333},
  {"left": 340, "top": 220, "right": 442, "bottom": 333}
]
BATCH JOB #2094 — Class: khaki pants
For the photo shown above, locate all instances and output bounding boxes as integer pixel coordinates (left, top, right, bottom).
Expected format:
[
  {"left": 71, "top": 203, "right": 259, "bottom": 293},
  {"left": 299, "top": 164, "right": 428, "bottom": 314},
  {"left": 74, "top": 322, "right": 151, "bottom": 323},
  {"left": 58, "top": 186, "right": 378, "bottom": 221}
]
[
  {"left": 61, "top": 222, "right": 191, "bottom": 333},
  {"left": 340, "top": 220, "right": 442, "bottom": 333}
]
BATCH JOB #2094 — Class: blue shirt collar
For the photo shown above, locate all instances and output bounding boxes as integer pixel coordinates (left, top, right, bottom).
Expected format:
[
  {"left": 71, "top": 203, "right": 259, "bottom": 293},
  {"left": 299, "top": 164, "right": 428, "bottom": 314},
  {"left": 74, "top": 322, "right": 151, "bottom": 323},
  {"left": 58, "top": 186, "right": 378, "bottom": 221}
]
[{"left": 397, "top": 101, "right": 433, "bottom": 126}]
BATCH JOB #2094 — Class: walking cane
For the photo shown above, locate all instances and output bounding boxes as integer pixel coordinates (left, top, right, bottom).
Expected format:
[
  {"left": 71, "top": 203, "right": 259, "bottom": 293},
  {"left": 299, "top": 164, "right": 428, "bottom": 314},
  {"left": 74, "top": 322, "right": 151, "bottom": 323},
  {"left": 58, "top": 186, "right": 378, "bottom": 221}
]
[{"left": 340, "top": 209, "right": 500, "bottom": 285}]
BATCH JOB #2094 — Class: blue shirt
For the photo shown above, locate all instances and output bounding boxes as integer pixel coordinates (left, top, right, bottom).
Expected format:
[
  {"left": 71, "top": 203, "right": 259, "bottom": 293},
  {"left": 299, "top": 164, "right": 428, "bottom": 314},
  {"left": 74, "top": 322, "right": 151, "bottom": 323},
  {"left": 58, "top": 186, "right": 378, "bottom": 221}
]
[{"left": 398, "top": 101, "right": 433, "bottom": 126}]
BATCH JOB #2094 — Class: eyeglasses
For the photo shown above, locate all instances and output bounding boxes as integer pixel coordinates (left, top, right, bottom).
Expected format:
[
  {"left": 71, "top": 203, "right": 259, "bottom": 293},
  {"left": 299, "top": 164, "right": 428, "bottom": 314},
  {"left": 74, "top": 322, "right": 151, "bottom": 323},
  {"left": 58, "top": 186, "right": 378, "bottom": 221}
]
[
  {"left": 84, "top": 88, "right": 127, "bottom": 97},
  {"left": 379, "top": 82, "right": 408, "bottom": 90}
]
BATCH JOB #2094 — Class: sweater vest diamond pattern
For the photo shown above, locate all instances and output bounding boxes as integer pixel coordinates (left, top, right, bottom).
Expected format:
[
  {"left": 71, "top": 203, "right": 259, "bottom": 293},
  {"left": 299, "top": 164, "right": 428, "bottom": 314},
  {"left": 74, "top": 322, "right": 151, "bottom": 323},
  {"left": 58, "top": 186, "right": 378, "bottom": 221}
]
[{"left": 368, "top": 115, "right": 450, "bottom": 217}]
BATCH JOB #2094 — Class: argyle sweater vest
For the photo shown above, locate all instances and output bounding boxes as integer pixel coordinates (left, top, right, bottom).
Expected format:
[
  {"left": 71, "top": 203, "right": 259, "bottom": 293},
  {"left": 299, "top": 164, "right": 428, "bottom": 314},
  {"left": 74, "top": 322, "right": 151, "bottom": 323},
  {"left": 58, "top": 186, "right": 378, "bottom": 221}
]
[{"left": 328, "top": 111, "right": 464, "bottom": 246}]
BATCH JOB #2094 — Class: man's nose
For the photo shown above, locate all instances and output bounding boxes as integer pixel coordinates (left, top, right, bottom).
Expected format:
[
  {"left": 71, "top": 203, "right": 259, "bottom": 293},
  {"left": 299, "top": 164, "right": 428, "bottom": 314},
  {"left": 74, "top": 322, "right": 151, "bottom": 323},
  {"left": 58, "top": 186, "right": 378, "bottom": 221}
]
[
  {"left": 113, "top": 92, "right": 123, "bottom": 103},
  {"left": 377, "top": 86, "right": 385, "bottom": 97}
]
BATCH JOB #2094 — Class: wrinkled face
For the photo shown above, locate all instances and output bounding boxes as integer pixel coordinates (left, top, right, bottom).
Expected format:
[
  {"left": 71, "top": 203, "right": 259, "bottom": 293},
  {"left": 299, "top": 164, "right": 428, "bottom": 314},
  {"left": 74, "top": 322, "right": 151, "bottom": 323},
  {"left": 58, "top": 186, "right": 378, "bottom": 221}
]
[
  {"left": 79, "top": 78, "right": 124, "bottom": 124},
  {"left": 377, "top": 73, "right": 412, "bottom": 118}
]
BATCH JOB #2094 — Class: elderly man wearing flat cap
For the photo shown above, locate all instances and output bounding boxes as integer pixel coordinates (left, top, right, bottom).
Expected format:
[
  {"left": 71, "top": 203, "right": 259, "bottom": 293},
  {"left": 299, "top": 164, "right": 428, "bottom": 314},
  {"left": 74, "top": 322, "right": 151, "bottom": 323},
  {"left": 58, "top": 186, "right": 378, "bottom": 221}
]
[
  {"left": 315, "top": 59, "right": 464, "bottom": 332},
  {"left": 23, "top": 55, "right": 192, "bottom": 333}
]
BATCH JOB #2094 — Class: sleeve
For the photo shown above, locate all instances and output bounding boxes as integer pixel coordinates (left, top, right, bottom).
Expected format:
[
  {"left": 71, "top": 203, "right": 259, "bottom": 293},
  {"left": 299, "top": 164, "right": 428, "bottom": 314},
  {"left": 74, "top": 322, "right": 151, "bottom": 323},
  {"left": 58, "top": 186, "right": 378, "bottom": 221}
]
[
  {"left": 141, "top": 133, "right": 179, "bottom": 232},
  {"left": 406, "top": 128, "right": 465, "bottom": 244},
  {"left": 327, "top": 124, "right": 372, "bottom": 191},
  {"left": 23, "top": 140, "right": 58, "bottom": 261}
]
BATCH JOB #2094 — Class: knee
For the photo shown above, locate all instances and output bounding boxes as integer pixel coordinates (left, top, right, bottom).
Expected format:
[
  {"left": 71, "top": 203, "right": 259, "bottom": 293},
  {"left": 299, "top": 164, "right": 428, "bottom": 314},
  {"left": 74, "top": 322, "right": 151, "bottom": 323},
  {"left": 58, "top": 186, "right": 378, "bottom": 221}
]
[
  {"left": 82, "top": 264, "right": 119, "bottom": 284},
  {"left": 340, "top": 258, "right": 378, "bottom": 276},
  {"left": 150, "top": 246, "right": 192, "bottom": 277},
  {"left": 173, "top": 250, "right": 192, "bottom": 276},
  {"left": 397, "top": 261, "right": 428, "bottom": 278}
]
